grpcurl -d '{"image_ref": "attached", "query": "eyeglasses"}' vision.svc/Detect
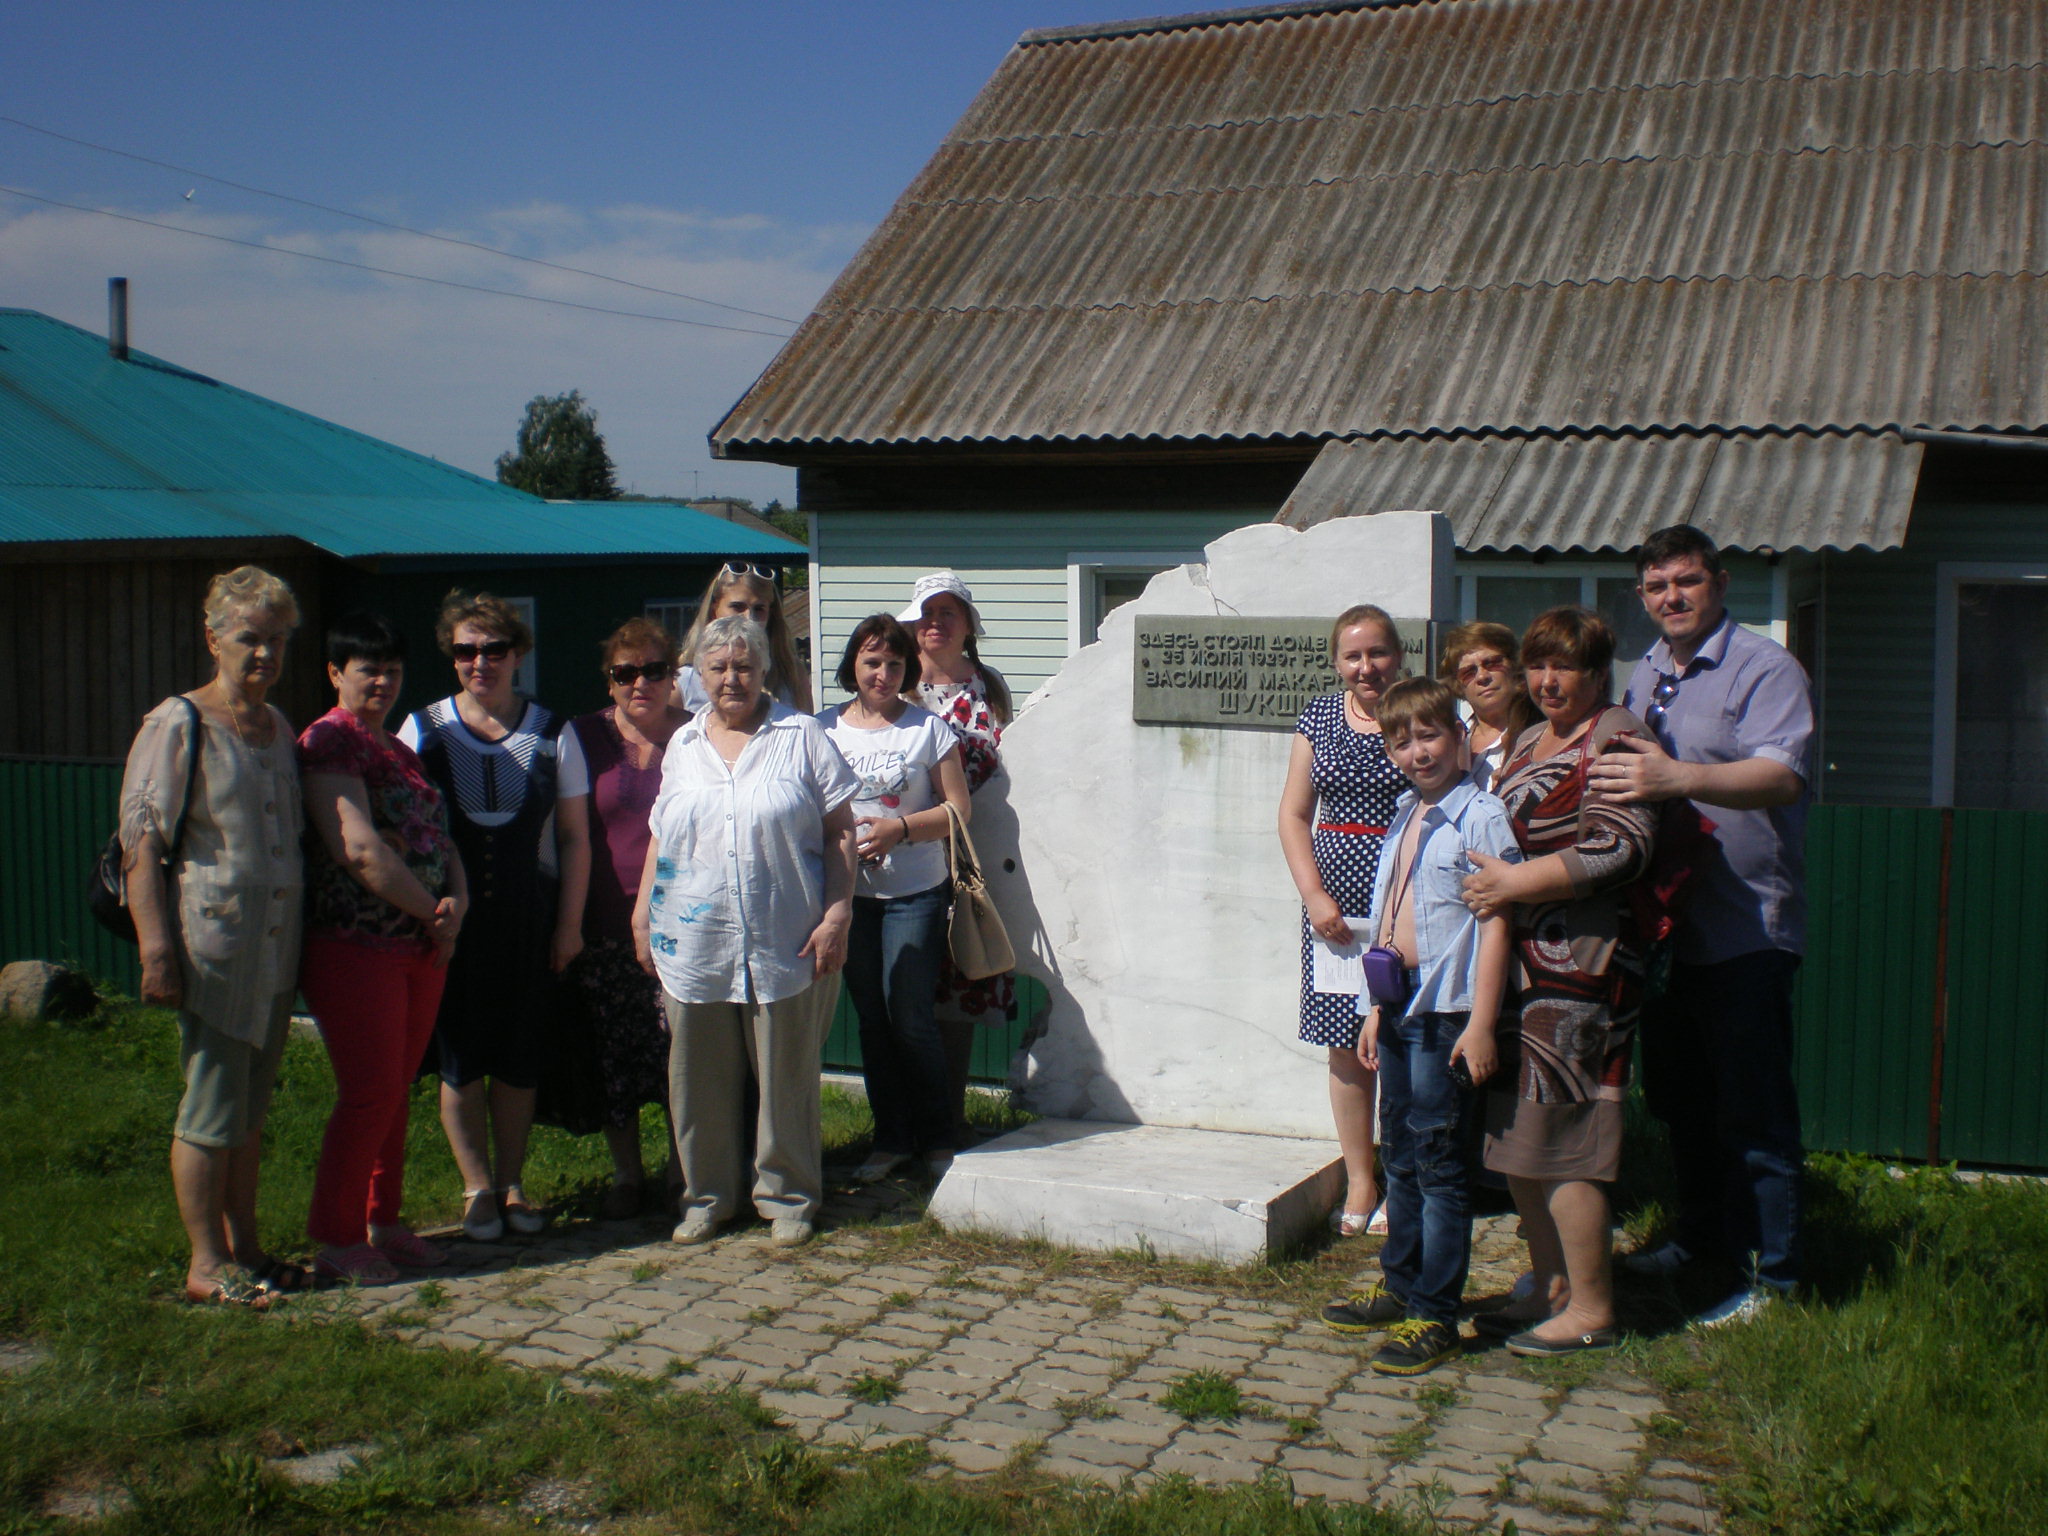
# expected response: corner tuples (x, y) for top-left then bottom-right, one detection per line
(1644, 672), (1681, 729)
(608, 661), (674, 686)
(723, 561), (778, 584)
(1457, 656), (1510, 683)
(451, 640), (514, 663)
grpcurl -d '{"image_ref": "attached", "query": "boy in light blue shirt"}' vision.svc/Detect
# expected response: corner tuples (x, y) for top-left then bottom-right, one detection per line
(1321, 677), (1519, 1374)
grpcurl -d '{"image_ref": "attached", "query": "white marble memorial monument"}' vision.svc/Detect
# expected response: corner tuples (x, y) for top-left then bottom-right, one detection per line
(928, 512), (1457, 1260)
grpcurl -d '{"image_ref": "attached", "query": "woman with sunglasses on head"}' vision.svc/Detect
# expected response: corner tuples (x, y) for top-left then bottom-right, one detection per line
(399, 590), (586, 1243)
(677, 562), (814, 718)
(552, 618), (690, 1216)
(298, 611), (466, 1283)
(897, 572), (1015, 1139)
(1437, 621), (1538, 792)
(817, 614), (971, 1182)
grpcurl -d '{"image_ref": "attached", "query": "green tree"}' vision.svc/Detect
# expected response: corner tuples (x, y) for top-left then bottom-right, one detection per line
(494, 390), (621, 500)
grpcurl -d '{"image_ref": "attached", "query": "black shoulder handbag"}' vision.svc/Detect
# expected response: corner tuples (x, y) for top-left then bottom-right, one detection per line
(87, 697), (203, 943)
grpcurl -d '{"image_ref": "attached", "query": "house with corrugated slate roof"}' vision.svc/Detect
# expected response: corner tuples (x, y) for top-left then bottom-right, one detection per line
(0, 306), (802, 759)
(712, 0), (2048, 810)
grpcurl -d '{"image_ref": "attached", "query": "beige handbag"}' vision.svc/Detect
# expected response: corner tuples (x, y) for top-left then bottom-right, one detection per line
(942, 801), (1015, 980)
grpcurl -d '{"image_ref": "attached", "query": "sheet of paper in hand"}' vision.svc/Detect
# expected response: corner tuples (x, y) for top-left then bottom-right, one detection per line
(1310, 918), (1372, 995)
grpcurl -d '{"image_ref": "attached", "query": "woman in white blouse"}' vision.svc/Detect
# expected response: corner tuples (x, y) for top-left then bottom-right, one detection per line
(633, 615), (858, 1249)
(121, 566), (307, 1308)
(817, 614), (970, 1183)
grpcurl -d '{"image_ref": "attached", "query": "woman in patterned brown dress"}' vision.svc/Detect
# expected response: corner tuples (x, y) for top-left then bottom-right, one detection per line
(1462, 608), (1656, 1356)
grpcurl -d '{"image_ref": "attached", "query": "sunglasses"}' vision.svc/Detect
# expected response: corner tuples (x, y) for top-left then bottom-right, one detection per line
(1644, 672), (1681, 729)
(723, 561), (779, 584)
(451, 640), (514, 663)
(1457, 656), (1510, 683)
(608, 661), (674, 686)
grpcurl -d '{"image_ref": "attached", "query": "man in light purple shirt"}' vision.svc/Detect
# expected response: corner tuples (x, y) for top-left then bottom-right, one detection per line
(1590, 524), (1812, 1329)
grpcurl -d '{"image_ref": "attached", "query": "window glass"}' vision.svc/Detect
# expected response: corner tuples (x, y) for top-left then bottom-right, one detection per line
(1596, 577), (1664, 685)
(1955, 582), (2048, 811)
(1473, 576), (1580, 645)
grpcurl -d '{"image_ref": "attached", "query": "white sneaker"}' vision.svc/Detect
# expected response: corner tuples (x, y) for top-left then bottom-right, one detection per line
(854, 1151), (908, 1184)
(671, 1210), (721, 1246)
(770, 1217), (814, 1248)
(1622, 1240), (1694, 1277)
(1690, 1286), (1780, 1330)
(460, 1189), (503, 1243)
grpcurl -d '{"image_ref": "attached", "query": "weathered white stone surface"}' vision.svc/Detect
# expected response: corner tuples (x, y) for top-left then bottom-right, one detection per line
(972, 512), (1455, 1139)
(927, 1120), (1344, 1262)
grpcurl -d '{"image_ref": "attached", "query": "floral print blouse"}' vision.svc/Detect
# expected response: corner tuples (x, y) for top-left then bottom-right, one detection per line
(298, 706), (453, 950)
(916, 670), (1005, 792)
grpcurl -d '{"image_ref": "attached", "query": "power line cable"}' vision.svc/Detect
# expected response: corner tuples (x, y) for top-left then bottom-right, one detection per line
(0, 184), (798, 337)
(0, 113), (806, 325)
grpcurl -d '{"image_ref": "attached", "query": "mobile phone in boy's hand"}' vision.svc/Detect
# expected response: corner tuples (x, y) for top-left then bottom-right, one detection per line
(1446, 1055), (1476, 1090)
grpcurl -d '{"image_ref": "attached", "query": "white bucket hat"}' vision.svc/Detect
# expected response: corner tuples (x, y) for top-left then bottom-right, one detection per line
(898, 571), (985, 636)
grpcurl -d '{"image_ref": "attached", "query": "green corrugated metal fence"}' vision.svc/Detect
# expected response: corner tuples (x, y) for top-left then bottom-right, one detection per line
(0, 757), (137, 994)
(1, 767), (2042, 1159)
(821, 975), (1045, 1086)
(1791, 805), (2048, 1170)
(1792, 807), (1943, 1161)
(1940, 811), (2048, 1167)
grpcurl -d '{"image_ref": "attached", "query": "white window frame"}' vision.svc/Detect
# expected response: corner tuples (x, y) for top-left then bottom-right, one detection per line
(1457, 561), (1789, 645)
(1932, 561), (2048, 807)
(505, 596), (538, 697)
(1066, 551), (1202, 653)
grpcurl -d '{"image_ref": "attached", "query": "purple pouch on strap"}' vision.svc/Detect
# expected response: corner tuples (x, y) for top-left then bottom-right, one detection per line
(1362, 944), (1409, 1007)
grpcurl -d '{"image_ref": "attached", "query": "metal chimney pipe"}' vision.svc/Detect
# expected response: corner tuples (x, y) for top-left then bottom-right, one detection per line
(108, 277), (129, 360)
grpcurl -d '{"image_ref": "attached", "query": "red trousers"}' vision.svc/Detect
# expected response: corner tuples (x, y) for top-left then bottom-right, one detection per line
(301, 931), (446, 1247)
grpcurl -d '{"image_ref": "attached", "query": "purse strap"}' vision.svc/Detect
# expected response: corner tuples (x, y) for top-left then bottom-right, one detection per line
(165, 695), (204, 862)
(942, 800), (980, 885)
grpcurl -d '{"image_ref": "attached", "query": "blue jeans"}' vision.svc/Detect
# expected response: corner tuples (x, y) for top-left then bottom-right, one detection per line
(844, 882), (952, 1156)
(1378, 1010), (1480, 1329)
(1641, 950), (1804, 1292)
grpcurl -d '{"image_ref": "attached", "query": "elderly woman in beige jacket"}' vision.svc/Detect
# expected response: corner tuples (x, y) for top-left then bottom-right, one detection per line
(121, 566), (307, 1308)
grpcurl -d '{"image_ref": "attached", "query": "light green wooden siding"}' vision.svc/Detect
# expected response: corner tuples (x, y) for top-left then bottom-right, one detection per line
(1821, 500), (2048, 807)
(813, 509), (1275, 701)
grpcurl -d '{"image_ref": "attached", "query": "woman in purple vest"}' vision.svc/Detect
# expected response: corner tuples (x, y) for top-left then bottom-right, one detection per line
(554, 617), (689, 1216)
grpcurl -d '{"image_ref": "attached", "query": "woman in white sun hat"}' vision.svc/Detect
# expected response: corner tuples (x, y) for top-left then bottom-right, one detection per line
(897, 572), (1014, 1143)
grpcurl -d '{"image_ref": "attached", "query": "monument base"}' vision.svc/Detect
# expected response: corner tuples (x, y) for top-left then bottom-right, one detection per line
(927, 1119), (1343, 1263)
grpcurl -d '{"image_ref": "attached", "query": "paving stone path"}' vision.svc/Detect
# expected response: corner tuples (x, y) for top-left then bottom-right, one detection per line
(343, 1189), (1722, 1535)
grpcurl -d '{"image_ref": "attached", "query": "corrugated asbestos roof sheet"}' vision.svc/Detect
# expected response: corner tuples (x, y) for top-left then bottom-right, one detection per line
(713, 0), (2048, 453)
(0, 311), (798, 560)
(1275, 429), (1927, 551)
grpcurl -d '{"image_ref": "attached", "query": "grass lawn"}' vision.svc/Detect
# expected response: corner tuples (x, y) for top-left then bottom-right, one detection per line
(0, 1005), (1425, 1534)
(3, 1001), (2045, 1534)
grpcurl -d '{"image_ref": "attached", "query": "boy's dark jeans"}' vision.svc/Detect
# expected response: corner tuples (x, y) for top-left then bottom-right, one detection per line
(1378, 1009), (1479, 1329)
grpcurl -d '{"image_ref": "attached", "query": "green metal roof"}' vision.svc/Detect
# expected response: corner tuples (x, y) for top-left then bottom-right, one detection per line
(0, 309), (802, 561)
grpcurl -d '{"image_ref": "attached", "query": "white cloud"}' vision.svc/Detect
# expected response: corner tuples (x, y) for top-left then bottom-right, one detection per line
(0, 194), (860, 504)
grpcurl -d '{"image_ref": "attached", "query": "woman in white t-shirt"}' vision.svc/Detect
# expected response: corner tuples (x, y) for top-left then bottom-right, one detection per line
(818, 614), (971, 1183)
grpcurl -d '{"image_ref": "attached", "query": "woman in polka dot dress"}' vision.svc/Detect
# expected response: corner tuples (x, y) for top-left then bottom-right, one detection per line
(1277, 605), (1409, 1236)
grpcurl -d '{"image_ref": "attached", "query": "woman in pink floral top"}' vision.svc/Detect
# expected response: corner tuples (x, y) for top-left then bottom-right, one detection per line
(298, 612), (468, 1284)
(898, 573), (1015, 1137)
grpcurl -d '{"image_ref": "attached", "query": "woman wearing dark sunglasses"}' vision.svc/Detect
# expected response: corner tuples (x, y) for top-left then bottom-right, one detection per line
(399, 589), (583, 1242)
(551, 617), (689, 1215)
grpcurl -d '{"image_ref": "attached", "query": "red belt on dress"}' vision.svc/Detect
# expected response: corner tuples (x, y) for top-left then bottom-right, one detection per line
(1316, 822), (1387, 835)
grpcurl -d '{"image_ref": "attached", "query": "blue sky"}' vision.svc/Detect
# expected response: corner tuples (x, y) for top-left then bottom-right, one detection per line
(3, 1), (1132, 502)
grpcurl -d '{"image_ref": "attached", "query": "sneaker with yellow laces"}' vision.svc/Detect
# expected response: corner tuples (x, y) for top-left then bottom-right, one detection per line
(1371, 1318), (1462, 1375)
(1320, 1283), (1405, 1334)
